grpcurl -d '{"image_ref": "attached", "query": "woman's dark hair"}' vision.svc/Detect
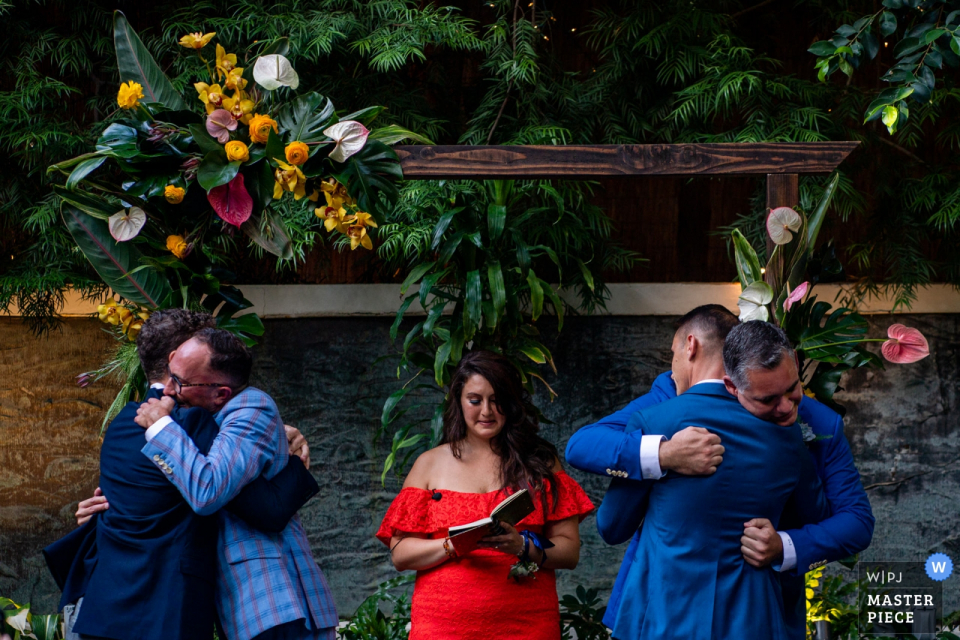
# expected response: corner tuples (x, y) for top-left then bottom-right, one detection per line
(442, 350), (560, 517)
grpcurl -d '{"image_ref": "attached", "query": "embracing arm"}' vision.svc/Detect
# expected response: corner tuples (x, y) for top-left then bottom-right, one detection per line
(140, 393), (282, 515)
(781, 417), (875, 574)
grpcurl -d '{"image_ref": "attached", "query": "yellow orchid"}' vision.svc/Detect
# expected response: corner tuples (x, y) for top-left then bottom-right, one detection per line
(273, 161), (308, 200)
(194, 82), (225, 114)
(222, 93), (254, 124)
(223, 67), (247, 92)
(179, 32), (215, 50)
(122, 311), (151, 342)
(314, 191), (354, 233)
(215, 44), (238, 80)
(346, 211), (378, 250)
(97, 300), (121, 324)
(320, 178), (355, 206)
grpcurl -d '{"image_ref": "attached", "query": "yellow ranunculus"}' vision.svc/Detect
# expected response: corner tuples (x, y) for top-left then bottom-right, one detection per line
(346, 211), (378, 250)
(225, 140), (249, 163)
(179, 32), (215, 50)
(273, 161), (307, 200)
(249, 113), (279, 144)
(123, 311), (151, 342)
(215, 44), (238, 80)
(222, 93), (254, 125)
(285, 141), (310, 166)
(166, 235), (189, 259)
(164, 185), (186, 204)
(117, 81), (144, 109)
(195, 82), (225, 114)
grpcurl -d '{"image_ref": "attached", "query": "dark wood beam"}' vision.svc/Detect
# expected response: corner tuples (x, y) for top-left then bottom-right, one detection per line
(395, 143), (858, 179)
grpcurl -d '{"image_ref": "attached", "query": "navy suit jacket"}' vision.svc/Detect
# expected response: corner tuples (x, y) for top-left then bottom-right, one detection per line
(44, 389), (318, 640)
(597, 383), (830, 639)
(564, 371), (875, 638)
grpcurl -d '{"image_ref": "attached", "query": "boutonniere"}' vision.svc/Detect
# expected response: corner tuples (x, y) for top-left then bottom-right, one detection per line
(798, 418), (833, 446)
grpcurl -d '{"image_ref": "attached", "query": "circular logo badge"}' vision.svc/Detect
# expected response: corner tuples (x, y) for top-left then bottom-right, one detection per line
(925, 553), (953, 581)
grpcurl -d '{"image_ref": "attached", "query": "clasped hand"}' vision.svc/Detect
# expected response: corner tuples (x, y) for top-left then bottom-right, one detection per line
(135, 396), (174, 429)
(477, 521), (524, 557)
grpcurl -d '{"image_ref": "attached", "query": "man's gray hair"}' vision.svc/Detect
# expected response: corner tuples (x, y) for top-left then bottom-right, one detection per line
(722, 321), (794, 389)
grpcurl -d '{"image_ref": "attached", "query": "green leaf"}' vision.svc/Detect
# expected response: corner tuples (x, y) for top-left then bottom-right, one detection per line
(807, 173), (839, 251)
(880, 12), (898, 37)
(400, 261), (436, 295)
(923, 29), (946, 45)
(96, 123), (140, 158)
(52, 185), (115, 220)
(113, 11), (185, 110)
(391, 294), (417, 340)
(487, 204), (507, 241)
(334, 140), (403, 223)
(197, 150), (240, 190)
(487, 260), (506, 317)
(434, 340), (453, 387)
(518, 345), (547, 364)
(431, 208), (461, 250)
(66, 156), (107, 189)
(541, 280), (565, 332)
(188, 123), (224, 156)
(340, 105), (385, 125)
(437, 231), (464, 266)
(882, 105), (899, 133)
(217, 312), (265, 347)
(797, 301), (869, 361)
(277, 92), (335, 144)
(368, 124), (436, 145)
(463, 269), (482, 340)
(731, 229), (763, 287)
(382, 386), (414, 428)
(265, 128), (286, 163)
(575, 258), (595, 292)
(30, 614), (60, 640)
(527, 269), (543, 320)
(808, 41), (837, 56)
(893, 37), (924, 58)
(882, 0), (903, 7)
(243, 161), (275, 218)
(62, 205), (171, 307)
(241, 211), (293, 260)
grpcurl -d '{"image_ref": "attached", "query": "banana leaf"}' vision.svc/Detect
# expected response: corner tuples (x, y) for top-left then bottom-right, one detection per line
(114, 12), (186, 111)
(62, 205), (171, 308)
(731, 229), (763, 288)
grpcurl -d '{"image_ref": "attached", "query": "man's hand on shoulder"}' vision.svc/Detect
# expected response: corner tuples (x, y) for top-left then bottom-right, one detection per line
(741, 518), (783, 568)
(659, 426), (724, 475)
(135, 396), (175, 429)
(285, 424), (310, 469)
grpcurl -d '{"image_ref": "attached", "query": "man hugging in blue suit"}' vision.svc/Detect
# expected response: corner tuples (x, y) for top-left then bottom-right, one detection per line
(566, 306), (875, 639)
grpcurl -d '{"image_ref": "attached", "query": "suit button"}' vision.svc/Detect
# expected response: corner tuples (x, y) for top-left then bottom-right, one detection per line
(605, 468), (612, 475)
(153, 454), (160, 461)
(622, 472), (629, 478)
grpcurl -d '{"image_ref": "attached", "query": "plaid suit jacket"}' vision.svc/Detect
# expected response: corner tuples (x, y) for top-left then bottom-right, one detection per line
(143, 387), (338, 640)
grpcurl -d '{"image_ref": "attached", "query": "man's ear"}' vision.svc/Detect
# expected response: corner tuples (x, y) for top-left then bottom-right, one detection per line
(723, 375), (738, 396)
(686, 334), (699, 360)
(168, 349), (177, 363)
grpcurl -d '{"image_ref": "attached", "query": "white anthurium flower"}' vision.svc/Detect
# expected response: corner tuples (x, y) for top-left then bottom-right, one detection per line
(6, 607), (31, 634)
(323, 120), (370, 163)
(738, 281), (774, 322)
(253, 54), (299, 91)
(766, 206), (802, 245)
(108, 206), (146, 242)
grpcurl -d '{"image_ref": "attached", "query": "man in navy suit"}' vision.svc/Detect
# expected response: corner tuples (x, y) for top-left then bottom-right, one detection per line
(44, 309), (319, 640)
(565, 306), (874, 638)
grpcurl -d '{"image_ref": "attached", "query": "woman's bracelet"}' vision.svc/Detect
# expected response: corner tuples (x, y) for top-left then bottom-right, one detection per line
(442, 536), (458, 559)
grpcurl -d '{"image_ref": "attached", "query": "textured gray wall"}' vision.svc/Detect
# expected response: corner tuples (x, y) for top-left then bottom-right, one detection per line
(2, 315), (958, 616)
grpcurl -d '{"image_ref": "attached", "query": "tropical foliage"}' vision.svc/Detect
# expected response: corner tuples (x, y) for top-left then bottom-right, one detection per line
(0, 598), (61, 640)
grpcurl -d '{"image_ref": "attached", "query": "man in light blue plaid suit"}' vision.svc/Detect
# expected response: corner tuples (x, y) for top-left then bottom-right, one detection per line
(134, 327), (338, 640)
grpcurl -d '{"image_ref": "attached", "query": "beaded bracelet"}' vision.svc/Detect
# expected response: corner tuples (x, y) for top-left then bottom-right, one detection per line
(442, 537), (457, 559)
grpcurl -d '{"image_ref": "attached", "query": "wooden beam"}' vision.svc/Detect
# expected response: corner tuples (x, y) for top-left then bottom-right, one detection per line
(395, 143), (858, 179)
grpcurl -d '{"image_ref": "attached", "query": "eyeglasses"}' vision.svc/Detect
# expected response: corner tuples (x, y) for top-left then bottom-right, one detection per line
(166, 364), (231, 394)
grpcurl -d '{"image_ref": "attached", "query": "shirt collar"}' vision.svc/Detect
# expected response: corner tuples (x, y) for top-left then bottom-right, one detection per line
(150, 383), (164, 389)
(691, 378), (725, 386)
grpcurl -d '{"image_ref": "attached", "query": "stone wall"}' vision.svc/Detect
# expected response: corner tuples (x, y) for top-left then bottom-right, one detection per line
(1, 314), (957, 615)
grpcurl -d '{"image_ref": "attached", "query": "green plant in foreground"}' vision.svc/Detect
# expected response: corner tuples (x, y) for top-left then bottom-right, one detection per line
(0, 598), (62, 640)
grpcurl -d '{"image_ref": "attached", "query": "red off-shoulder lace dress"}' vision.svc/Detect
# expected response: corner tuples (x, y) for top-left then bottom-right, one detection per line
(376, 470), (594, 640)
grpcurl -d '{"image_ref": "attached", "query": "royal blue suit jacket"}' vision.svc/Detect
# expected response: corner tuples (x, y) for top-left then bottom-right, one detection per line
(44, 389), (319, 640)
(564, 371), (875, 637)
(596, 383), (830, 639)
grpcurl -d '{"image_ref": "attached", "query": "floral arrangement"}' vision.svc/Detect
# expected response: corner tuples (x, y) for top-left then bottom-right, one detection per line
(731, 174), (929, 413)
(52, 12), (426, 423)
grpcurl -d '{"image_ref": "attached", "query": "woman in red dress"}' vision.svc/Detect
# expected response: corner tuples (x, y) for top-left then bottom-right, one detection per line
(376, 350), (594, 640)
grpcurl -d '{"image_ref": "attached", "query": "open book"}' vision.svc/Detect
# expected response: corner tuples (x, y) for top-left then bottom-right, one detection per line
(447, 489), (535, 555)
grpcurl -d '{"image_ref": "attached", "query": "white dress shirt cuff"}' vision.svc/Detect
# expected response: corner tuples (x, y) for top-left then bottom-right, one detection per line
(775, 531), (797, 572)
(639, 435), (667, 480)
(150, 383), (164, 390)
(145, 415), (174, 442)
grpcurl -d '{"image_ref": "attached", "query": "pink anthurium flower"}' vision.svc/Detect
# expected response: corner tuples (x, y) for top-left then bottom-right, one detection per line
(766, 206), (802, 245)
(107, 207), (146, 241)
(206, 108), (237, 144)
(207, 173), (253, 227)
(323, 120), (369, 163)
(783, 281), (809, 312)
(881, 324), (930, 364)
